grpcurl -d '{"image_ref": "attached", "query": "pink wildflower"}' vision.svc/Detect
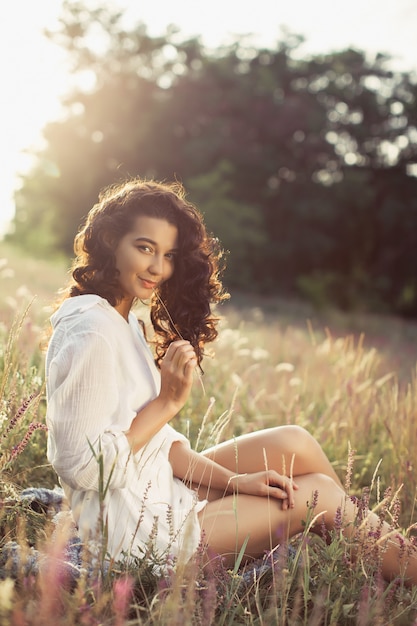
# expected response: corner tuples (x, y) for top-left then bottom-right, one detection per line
(10, 422), (47, 460)
(113, 576), (134, 626)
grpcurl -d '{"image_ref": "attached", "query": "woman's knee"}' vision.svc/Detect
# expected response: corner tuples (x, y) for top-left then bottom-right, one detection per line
(296, 472), (345, 519)
(270, 424), (315, 458)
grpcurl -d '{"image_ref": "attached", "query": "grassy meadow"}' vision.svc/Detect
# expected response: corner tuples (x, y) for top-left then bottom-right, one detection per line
(1, 240), (417, 624)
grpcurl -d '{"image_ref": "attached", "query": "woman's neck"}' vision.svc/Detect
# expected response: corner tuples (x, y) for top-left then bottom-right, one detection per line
(114, 298), (133, 322)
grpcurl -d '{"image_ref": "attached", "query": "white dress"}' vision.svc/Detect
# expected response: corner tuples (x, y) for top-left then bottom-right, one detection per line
(46, 294), (205, 563)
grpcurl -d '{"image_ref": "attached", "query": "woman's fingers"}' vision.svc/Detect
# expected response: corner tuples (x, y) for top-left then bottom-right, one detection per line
(166, 340), (195, 360)
(266, 471), (298, 509)
(236, 471), (298, 510)
(164, 340), (197, 372)
(159, 342), (197, 409)
(161, 340), (197, 397)
(164, 339), (190, 360)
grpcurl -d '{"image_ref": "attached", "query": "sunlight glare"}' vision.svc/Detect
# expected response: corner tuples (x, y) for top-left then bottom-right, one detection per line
(0, 0), (415, 237)
(0, 1), (67, 234)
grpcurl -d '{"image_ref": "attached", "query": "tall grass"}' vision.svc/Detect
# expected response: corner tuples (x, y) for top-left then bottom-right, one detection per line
(1, 245), (417, 624)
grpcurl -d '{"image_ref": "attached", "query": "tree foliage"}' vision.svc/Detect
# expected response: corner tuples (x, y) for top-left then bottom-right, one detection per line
(11, 0), (417, 314)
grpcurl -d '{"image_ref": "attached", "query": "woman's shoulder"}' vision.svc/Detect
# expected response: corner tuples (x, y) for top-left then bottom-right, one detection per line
(51, 295), (121, 336)
(47, 296), (127, 366)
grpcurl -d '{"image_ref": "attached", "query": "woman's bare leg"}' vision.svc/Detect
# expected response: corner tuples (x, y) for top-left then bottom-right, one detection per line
(198, 472), (417, 584)
(199, 425), (343, 501)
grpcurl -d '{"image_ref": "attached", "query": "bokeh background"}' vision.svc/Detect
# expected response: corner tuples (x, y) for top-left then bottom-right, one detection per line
(1, 0), (417, 315)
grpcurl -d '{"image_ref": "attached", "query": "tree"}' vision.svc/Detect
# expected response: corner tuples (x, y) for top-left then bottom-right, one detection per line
(10, 0), (417, 314)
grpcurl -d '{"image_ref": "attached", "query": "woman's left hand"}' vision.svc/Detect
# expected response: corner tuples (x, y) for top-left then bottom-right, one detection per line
(228, 471), (299, 510)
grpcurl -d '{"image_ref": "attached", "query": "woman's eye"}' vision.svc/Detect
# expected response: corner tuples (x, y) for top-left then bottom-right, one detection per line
(137, 245), (152, 253)
(165, 253), (176, 260)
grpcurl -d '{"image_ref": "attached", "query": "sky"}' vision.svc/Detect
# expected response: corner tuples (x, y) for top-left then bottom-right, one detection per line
(1, 0), (416, 236)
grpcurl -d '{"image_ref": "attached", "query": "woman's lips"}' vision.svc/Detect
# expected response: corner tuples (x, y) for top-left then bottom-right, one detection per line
(140, 278), (157, 289)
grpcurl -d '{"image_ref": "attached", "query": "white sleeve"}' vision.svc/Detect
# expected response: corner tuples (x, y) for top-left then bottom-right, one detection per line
(46, 330), (133, 491)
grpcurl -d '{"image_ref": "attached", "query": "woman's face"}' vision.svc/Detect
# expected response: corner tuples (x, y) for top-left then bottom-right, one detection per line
(113, 215), (178, 317)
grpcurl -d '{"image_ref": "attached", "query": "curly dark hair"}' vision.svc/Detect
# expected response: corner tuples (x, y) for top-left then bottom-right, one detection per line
(68, 178), (228, 367)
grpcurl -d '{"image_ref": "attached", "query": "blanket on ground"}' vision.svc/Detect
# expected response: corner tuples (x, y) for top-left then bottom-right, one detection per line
(0, 487), (85, 581)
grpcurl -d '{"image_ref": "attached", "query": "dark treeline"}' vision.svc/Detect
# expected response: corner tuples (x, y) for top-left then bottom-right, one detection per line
(10, 1), (417, 315)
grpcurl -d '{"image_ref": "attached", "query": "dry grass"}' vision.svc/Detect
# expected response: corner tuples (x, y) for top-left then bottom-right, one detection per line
(1, 243), (417, 624)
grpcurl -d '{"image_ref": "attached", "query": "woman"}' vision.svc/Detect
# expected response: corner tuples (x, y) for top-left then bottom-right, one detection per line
(46, 178), (417, 583)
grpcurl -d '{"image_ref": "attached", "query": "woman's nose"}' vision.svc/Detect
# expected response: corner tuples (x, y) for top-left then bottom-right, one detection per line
(149, 255), (163, 275)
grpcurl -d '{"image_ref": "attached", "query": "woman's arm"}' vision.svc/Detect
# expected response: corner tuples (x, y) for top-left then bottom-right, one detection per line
(125, 339), (197, 453)
(169, 440), (235, 492)
(47, 330), (133, 491)
(169, 441), (298, 508)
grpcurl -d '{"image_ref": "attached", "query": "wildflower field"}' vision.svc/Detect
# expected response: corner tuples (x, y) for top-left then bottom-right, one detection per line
(1, 241), (417, 625)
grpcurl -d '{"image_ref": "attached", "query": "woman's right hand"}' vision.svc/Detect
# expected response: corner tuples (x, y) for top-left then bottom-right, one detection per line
(158, 340), (197, 411)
